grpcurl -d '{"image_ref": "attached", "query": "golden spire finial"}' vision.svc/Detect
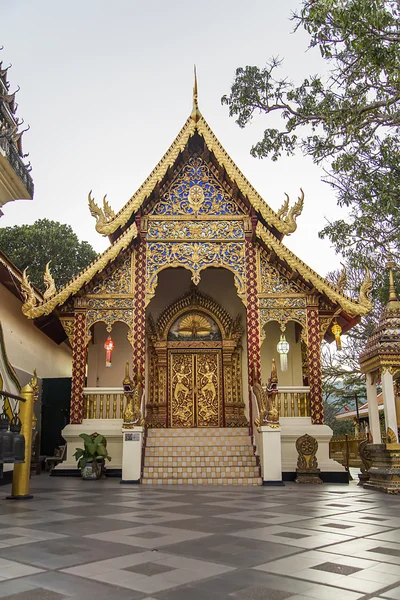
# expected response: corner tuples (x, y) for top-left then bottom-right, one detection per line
(386, 252), (399, 303)
(191, 65), (201, 122)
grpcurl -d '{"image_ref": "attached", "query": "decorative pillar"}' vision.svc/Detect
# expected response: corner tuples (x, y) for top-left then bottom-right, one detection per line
(132, 242), (147, 379)
(366, 372), (382, 443)
(245, 239), (261, 386)
(381, 369), (399, 442)
(70, 310), (87, 424)
(307, 297), (324, 424)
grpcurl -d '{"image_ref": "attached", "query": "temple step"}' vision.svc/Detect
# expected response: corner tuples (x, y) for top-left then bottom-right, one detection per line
(142, 427), (261, 486)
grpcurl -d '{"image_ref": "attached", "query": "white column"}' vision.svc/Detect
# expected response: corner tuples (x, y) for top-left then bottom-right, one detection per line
(381, 370), (399, 442)
(259, 426), (283, 484)
(121, 426), (144, 483)
(366, 372), (382, 444)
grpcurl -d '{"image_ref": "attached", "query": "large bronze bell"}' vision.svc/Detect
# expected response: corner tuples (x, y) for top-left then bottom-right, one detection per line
(0, 410), (14, 463)
(11, 415), (25, 464)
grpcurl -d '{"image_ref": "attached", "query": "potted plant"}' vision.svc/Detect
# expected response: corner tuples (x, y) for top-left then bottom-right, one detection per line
(73, 432), (111, 480)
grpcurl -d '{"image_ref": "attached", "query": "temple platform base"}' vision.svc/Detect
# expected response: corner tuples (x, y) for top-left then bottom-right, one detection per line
(280, 418), (347, 483)
(53, 419), (124, 473)
(364, 443), (400, 494)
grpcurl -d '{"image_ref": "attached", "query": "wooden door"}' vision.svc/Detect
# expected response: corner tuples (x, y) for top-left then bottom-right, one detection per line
(169, 350), (221, 427)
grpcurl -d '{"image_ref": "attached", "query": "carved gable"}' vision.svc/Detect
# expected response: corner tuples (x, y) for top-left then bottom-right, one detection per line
(258, 248), (305, 295)
(87, 254), (133, 296)
(146, 156), (245, 218)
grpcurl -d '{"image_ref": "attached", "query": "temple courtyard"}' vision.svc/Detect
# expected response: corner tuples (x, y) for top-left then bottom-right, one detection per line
(0, 478), (398, 599)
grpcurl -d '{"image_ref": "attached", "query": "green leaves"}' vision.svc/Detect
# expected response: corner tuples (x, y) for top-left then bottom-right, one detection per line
(223, 0), (400, 264)
(0, 219), (98, 292)
(74, 433), (112, 471)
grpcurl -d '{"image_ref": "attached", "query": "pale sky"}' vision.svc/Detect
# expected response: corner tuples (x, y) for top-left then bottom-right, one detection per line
(1, 0), (343, 277)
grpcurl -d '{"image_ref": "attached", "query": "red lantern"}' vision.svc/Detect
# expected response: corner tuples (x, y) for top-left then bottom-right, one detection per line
(104, 335), (114, 367)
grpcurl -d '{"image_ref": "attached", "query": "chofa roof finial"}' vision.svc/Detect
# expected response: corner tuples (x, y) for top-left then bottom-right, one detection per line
(386, 252), (399, 304)
(191, 65), (201, 122)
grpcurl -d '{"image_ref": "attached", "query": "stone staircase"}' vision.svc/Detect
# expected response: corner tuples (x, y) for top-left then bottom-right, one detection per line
(142, 427), (262, 485)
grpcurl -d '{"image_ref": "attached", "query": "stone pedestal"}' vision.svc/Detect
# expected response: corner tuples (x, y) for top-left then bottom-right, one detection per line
(54, 419), (123, 472)
(259, 425), (283, 486)
(364, 443), (400, 494)
(121, 426), (144, 484)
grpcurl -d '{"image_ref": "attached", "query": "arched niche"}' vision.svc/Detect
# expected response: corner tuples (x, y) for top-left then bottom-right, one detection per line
(260, 320), (305, 386)
(87, 321), (131, 388)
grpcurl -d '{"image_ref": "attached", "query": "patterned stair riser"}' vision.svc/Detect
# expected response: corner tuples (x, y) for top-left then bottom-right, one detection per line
(142, 427), (261, 486)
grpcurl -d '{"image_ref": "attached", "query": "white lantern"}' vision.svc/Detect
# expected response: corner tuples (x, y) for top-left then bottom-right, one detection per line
(277, 334), (290, 371)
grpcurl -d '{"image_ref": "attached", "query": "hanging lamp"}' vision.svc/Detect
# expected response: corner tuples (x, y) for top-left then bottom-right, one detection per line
(104, 335), (115, 367)
(277, 333), (290, 371)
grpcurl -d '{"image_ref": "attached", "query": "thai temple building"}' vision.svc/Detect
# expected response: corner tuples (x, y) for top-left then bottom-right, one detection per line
(20, 78), (373, 484)
(0, 54), (34, 215)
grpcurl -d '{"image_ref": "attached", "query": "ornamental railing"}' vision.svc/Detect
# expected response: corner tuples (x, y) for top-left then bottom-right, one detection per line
(83, 387), (125, 419)
(329, 433), (368, 469)
(0, 136), (34, 197)
(271, 386), (311, 418)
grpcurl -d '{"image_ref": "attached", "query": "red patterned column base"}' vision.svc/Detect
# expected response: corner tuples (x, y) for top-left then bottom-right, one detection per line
(132, 242), (146, 379)
(245, 239), (261, 387)
(70, 312), (87, 424)
(307, 306), (324, 424)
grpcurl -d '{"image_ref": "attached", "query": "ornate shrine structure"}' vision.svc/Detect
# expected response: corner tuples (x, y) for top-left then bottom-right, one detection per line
(21, 77), (372, 482)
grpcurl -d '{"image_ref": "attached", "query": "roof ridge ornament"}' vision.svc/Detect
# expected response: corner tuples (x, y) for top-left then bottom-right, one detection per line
(191, 65), (201, 122)
(385, 252), (400, 309)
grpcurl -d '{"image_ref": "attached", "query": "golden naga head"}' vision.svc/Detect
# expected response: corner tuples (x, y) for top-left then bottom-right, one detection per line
(21, 268), (37, 317)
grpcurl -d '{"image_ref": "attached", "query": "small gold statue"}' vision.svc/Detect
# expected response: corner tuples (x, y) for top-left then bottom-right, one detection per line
(253, 359), (279, 428)
(122, 362), (144, 428)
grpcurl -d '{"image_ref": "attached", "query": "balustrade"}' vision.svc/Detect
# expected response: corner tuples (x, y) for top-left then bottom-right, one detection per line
(83, 388), (125, 419)
(262, 386), (310, 418)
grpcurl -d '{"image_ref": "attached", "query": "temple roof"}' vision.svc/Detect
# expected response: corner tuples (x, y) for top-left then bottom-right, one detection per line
(88, 107), (304, 239)
(360, 263), (400, 373)
(20, 81), (372, 322)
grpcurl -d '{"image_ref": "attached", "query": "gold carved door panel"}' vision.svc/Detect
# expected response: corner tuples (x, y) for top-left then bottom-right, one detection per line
(169, 352), (195, 427)
(169, 350), (221, 427)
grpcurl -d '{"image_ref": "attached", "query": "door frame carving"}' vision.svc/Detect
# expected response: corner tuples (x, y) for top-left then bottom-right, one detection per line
(146, 287), (248, 428)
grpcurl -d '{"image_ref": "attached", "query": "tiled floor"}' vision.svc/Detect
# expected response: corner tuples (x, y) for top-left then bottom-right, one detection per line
(0, 476), (399, 599)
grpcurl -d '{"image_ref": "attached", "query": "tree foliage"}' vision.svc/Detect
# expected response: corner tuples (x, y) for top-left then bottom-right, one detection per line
(222, 0), (400, 263)
(0, 219), (98, 292)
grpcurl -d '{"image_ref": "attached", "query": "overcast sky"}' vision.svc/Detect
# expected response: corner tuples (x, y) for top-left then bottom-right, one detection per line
(1, 0), (344, 277)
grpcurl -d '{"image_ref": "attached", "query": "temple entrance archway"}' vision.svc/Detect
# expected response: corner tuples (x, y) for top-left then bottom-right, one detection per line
(145, 267), (248, 428)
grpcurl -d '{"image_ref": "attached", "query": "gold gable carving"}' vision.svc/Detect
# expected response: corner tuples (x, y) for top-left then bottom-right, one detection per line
(147, 156), (245, 218)
(258, 247), (305, 295)
(88, 254), (133, 296)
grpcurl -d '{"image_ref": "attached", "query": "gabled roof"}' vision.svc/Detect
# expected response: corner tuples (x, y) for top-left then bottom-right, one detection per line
(20, 222), (138, 319)
(256, 223), (372, 317)
(88, 101), (304, 238)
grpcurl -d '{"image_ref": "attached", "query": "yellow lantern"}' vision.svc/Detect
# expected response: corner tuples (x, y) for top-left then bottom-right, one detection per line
(331, 321), (342, 351)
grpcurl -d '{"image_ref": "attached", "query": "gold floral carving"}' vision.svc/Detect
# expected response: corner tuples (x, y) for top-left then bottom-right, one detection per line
(319, 315), (335, 341)
(259, 296), (307, 341)
(21, 222), (138, 319)
(256, 223), (372, 316)
(258, 248), (305, 294)
(60, 318), (75, 347)
(387, 427), (398, 444)
(89, 113), (303, 236)
(146, 241), (246, 305)
(147, 219), (245, 241)
(89, 254), (132, 295)
(155, 287), (238, 340)
(86, 309), (133, 336)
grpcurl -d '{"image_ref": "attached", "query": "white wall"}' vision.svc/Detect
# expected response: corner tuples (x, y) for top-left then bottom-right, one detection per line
(87, 321), (132, 387)
(0, 284), (71, 379)
(260, 321), (303, 386)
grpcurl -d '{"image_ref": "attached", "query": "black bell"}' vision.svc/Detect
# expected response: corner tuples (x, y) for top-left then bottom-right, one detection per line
(0, 410), (11, 464)
(2, 433), (14, 463)
(11, 415), (25, 464)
